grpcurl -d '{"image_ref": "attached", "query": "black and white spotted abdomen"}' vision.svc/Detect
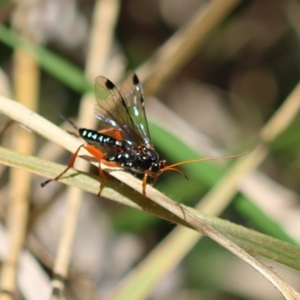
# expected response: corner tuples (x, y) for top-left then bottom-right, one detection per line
(79, 128), (124, 149)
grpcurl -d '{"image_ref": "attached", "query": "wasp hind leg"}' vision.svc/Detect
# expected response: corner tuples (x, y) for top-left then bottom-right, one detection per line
(95, 159), (120, 197)
(98, 127), (122, 141)
(41, 144), (86, 187)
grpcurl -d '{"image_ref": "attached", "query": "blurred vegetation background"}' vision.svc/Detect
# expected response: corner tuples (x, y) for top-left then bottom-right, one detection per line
(0, 0), (300, 299)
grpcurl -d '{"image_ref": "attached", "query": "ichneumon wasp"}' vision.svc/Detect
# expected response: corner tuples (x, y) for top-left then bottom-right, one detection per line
(41, 71), (249, 197)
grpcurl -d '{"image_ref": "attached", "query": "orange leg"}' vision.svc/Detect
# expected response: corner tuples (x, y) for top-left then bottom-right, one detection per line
(80, 144), (120, 197)
(142, 173), (149, 198)
(142, 172), (161, 198)
(41, 142), (122, 198)
(97, 157), (120, 178)
(152, 175), (160, 187)
(95, 159), (120, 197)
(41, 144), (87, 187)
(84, 143), (119, 176)
(41, 144), (113, 187)
(98, 127), (122, 141)
(84, 144), (120, 197)
(97, 128), (123, 152)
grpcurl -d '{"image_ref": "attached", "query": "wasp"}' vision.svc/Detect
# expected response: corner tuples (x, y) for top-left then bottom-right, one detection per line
(42, 72), (247, 197)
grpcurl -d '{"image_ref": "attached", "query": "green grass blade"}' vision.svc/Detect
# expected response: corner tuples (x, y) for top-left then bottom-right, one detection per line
(0, 24), (92, 93)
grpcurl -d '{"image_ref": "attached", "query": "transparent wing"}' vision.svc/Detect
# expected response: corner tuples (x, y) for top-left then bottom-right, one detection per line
(94, 73), (152, 147)
(119, 71), (151, 146)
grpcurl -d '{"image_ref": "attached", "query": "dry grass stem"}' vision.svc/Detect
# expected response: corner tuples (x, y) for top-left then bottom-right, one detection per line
(138, 0), (241, 95)
(0, 49), (39, 300)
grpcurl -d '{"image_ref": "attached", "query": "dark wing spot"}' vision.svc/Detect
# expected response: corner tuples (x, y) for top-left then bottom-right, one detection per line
(133, 74), (139, 85)
(105, 79), (115, 90)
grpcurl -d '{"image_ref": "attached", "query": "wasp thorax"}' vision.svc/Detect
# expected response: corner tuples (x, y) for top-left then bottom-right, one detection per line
(141, 146), (158, 162)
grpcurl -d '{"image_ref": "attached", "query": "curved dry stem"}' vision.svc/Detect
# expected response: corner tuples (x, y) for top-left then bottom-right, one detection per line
(1, 145), (300, 271)
(184, 208), (300, 300)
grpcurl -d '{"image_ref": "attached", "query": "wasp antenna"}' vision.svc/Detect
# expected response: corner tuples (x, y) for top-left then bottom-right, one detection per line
(59, 114), (78, 130)
(161, 166), (189, 179)
(166, 148), (254, 169)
